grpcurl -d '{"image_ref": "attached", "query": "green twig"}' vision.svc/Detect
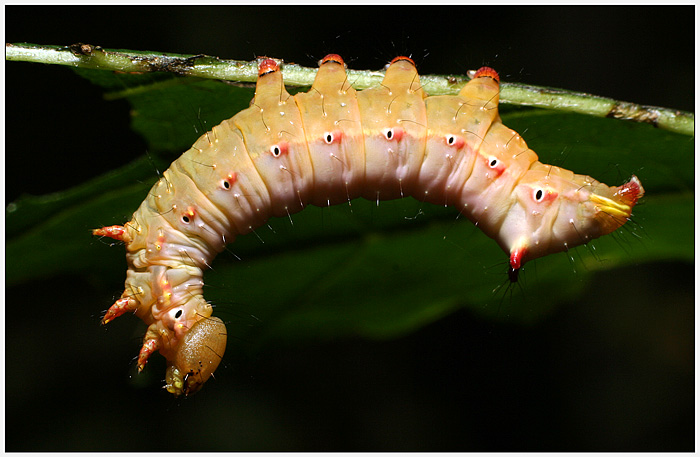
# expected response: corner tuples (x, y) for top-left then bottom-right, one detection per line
(7, 42), (693, 136)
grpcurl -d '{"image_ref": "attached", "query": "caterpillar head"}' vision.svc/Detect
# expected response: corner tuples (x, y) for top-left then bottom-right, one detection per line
(500, 170), (644, 281)
(164, 316), (227, 397)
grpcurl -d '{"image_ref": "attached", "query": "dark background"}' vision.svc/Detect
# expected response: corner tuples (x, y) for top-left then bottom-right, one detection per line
(5, 6), (694, 451)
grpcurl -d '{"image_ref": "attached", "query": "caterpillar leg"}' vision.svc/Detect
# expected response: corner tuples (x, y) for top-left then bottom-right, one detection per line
(101, 297), (137, 324)
(93, 225), (131, 242)
(137, 336), (160, 372)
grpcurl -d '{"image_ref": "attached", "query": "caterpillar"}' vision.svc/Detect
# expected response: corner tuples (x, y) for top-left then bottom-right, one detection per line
(94, 54), (643, 396)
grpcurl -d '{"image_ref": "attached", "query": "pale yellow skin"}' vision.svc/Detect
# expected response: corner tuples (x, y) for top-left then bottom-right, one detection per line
(96, 55), (643, 396)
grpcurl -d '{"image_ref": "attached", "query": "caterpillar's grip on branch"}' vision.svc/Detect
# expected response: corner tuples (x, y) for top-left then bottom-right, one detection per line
(94, 54), (643, 396)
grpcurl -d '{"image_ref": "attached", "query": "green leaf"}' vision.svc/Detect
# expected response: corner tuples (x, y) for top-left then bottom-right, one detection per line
(6, 55), (694, 351)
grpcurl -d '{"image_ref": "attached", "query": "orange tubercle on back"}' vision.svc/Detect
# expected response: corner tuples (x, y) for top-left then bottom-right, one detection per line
(390, 56), (415, 66)
(258, 58), (280, 76)
(474, 66), (500, 82)
(321, 54), (345, 66)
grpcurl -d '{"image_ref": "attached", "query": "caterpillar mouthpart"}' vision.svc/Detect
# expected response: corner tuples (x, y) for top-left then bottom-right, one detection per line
(164, 316), (227, 397)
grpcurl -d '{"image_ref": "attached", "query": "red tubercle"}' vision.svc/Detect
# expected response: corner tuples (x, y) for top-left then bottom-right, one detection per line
(321, 54), (345, 66)
(258, 58), (280, 76)
(509, 245), (528, 270)
(390, 56), (415, 66)
(474, 66), (500, 82)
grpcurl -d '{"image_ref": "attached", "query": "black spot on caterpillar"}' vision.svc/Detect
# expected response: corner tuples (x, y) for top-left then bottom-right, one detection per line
(93, 54), (643, 396)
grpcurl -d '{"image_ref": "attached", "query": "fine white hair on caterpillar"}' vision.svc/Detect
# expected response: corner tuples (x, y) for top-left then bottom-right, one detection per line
(94, 54), (643, 396)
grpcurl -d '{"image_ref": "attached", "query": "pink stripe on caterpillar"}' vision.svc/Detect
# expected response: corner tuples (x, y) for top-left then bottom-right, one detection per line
(95, 54), (644, 396)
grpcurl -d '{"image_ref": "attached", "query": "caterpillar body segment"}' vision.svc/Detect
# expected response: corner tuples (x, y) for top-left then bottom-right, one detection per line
(234, 59), (316, 218)
(295, 55), (365, 206)
(95, 54), (643, 396)
(355, 57), (428, 201)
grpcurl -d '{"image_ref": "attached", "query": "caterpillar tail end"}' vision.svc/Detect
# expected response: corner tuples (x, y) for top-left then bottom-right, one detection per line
(590, 175), (645, 235)
(505, 175), (645, 282)
(613, 175), (644, 208)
